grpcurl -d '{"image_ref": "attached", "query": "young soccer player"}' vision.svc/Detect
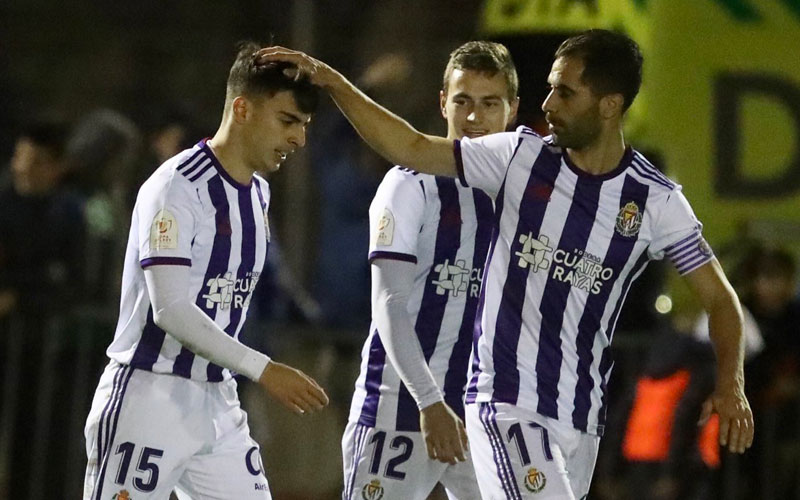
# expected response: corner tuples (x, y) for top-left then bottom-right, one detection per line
(83, 42), (329, 500)
(343, 41), (518, 500)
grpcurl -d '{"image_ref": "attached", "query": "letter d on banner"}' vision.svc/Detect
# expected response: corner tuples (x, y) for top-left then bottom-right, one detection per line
(715, 73), (800, 198)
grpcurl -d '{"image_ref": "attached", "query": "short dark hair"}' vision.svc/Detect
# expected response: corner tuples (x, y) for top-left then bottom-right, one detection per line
(555, 29), (643, 112)
(226, 41), (319, 114)
(18, 119), (69, 159)
(443, 41), (519, 101)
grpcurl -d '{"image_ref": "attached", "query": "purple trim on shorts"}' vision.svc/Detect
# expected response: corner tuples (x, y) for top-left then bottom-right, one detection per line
(94, 366), (134, 500)
(479, 403), (522, 499)
(343, 424), (369, 500)
(140, 257), (192, 268)
(368, 251), (417, 264)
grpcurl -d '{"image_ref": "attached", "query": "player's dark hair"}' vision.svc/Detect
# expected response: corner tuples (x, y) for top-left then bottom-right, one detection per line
(226, 41), (319, 114)
(555, 29), (643, 112)
(18, 119), (69, 159)
(443, 41), (519, 101)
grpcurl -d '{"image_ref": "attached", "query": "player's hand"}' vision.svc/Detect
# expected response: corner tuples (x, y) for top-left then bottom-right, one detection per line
(699, 387), (754, 454)
(258, 361), (329, 415)
(419, 401), (469, 465)
(254, 46), (339, 89)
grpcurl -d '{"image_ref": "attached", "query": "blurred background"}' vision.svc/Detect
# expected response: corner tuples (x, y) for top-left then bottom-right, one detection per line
(1, 0), (799, 498)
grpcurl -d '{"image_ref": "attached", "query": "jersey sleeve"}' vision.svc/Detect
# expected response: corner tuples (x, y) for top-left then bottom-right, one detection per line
(136, 170), (199, 268)
(368, 168), (427, 264)
(648, 187), (715, 275)
(454, 126), (524, 198)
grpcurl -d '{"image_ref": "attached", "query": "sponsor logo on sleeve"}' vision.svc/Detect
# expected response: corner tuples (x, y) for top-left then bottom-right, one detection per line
(150, 209), (178, 250)
(375, 208), (395, 246)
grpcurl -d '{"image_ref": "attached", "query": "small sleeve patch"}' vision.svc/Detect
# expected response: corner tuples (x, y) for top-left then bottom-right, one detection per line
(375, 208), (395, 246)
(150, 209), (178, 250)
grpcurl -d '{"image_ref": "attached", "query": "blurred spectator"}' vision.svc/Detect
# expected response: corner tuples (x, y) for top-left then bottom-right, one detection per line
(0, 119), (87, 498)
(735, 245), (800, 498)
(0, 119), (85, 318)
(65, 108), (142, 306)
(622, 329), (721, 500)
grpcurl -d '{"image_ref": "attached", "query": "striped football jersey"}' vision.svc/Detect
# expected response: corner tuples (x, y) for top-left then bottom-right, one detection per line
(106, 140), (270, 382)
(459, 126), (714, 435)
(349, 167), (493, 431)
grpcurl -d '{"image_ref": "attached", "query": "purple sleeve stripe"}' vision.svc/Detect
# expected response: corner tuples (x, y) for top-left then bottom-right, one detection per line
(663, 232), (699, 253)
(672, 248), (707, 267)
(677, 254), (713, 275)
(368, 251), (417, 264)
(454, 140), (469, 188)
(665, 235), (701, 257)
(140, 257), (192, 268)
(668, 241), (702, 261)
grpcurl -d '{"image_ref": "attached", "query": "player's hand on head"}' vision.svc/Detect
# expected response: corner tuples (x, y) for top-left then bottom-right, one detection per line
(258, 361), (329, 415)
(699, 388), (754, 454)
(419, 401), (469, 465)
(254, 46), (336, 88)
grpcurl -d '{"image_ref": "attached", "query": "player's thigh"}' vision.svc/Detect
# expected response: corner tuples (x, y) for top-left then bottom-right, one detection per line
(84, 364), (199, 499)
(176, 407), (271, 499)
(465, 402), (574, 500)
(341, 421), (445, 500)
(439, 454), (482, 500)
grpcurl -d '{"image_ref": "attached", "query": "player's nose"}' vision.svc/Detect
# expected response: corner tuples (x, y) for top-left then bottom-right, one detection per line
(289, 129), (306, 149)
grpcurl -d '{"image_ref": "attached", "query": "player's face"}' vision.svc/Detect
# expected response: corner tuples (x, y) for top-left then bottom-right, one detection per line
(441, 68), (518, 140)
(10, 138), (62, 195)
(245, 90), (311, 173)
(541, 56), (603, 150)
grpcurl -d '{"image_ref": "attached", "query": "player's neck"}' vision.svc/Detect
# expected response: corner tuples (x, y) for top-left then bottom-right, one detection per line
(207, 131), (255, 185)
(565, 129), (626, 176)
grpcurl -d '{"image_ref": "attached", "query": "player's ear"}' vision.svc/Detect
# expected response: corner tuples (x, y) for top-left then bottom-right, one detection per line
(600, 93), (623, 120)
(440, 90), (448, 119)
(232, 96), (250, 123)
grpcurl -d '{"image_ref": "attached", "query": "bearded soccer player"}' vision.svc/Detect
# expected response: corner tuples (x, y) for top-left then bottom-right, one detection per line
(83, 42), (329, 500)
(342, 41), (518, 500)
(260, 28), (753, 499)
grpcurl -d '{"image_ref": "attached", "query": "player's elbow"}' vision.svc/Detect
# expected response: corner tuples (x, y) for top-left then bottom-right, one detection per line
(151, 300), (185, 334)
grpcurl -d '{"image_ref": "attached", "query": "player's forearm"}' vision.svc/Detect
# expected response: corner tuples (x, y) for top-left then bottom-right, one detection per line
(372, 261), (444, 409)
(145, 266), (270, 381)
(706, 289), (746, 394)
(323, 71), (456, 177)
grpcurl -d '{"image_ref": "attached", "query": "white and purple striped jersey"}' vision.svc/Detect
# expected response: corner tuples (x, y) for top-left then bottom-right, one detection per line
(459, 126), (714, 436)
(105, 140), (270, 382)
(349, 167), (494, 431)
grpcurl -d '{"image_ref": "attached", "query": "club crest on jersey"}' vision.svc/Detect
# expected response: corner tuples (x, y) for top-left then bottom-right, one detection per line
(150, 209), (178, 250)
(375, 208), (395, 246)
(615, 201), (642, 237)
(112, 490), (132, 500)
(361, 479), (385, 500)
(524, 467), (547, 493)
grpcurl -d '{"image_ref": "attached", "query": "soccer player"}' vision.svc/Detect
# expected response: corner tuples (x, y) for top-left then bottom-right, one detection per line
(83, 42), (329, 500)
(260, 29), (754, 499)
(342, 42), (518, 500)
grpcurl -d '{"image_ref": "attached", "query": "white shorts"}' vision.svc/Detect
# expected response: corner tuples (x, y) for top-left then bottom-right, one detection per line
(83, 361), (271, 500)
(464, 402), (600, 500)
(341, 420), (481, 500)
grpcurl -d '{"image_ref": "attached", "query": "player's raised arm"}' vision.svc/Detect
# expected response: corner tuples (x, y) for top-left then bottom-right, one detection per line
(683, 259), (754, 454)
(256, 46), (457, 177)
